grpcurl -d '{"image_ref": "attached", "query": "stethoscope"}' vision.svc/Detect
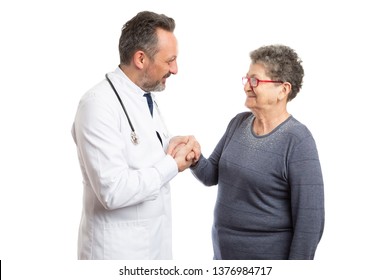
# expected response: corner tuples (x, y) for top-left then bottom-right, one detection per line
(105, 74), (139, 145)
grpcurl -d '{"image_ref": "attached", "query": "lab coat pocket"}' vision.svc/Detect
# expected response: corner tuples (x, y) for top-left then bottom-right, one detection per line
(103, 220), (150, 260)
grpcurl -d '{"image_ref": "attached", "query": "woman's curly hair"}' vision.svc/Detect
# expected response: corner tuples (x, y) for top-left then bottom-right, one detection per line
(250, 45), (304, 101)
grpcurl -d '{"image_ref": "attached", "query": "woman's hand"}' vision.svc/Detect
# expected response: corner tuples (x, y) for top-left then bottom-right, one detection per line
(167, 135), (201, 171)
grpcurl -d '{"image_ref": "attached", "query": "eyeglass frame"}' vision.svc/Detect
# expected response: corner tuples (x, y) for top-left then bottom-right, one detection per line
(242, 76), (284, 88)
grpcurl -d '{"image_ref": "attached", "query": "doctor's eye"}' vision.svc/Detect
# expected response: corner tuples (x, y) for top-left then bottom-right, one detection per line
(167, 57), (177, 64)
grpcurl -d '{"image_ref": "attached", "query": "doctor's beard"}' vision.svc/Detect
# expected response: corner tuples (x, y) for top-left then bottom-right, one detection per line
(140, 71), (171, 92)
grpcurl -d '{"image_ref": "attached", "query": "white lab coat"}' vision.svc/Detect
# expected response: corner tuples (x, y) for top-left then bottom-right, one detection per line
(72, 67), (178, 260)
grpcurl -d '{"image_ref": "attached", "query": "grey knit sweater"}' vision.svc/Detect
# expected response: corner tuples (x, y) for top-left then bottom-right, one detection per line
(191, 112), (324, 260)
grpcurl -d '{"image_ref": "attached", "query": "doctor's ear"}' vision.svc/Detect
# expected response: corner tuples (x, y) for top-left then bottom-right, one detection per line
(133, 51), (147, 69)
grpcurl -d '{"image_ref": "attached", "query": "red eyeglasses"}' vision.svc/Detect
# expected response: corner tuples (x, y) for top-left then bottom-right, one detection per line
(242, 77), (283, 88)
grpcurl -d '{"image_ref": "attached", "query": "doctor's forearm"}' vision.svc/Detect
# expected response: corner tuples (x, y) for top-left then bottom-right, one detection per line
(89, 155), (178, 210)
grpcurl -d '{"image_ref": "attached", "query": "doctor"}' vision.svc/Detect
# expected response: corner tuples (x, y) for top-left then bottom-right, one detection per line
(72, 11), (199, 260)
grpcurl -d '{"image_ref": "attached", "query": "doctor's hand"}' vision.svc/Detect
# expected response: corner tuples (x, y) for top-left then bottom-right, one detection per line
(167, 135), (201, 171)
(167, 135), (201, 161)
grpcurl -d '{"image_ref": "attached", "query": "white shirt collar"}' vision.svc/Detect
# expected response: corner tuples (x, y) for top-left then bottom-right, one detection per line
(113, 66), (153, 98)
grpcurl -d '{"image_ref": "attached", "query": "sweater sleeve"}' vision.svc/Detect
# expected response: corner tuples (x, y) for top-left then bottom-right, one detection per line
(190, 136), (225, 186)
(191, 113), (249, 186)
(288, 135), (325, 259)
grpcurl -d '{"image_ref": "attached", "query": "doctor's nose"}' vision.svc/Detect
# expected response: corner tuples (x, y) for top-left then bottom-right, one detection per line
(169, 60), (178, 75)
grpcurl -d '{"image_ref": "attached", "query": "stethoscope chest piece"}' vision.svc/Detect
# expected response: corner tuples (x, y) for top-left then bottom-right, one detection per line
(131, 131), (139, 145)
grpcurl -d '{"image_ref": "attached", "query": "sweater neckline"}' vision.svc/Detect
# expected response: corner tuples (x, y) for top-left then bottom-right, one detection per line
(249, 114), (293, 138)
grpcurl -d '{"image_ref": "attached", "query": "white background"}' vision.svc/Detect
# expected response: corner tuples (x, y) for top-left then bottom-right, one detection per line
(1, 0), (389, 279)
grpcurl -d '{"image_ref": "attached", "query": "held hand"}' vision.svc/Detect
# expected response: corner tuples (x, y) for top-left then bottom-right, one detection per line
(167, 135), (200, 160)
(167, 136), (190, 156)
(167, 135), (201, 172)
(182, 136), (201, 162)
(173, 144), (195, 172)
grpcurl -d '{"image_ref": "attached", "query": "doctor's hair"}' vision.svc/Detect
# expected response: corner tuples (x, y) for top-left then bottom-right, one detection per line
(250, 44), (304, 102)
(119, 11), (176, 65)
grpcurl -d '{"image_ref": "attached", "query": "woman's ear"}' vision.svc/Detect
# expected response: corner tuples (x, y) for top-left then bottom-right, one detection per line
(278, 82), (292, 101)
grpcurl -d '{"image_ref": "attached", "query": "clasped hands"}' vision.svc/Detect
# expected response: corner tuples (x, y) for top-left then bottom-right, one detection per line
(167, 136), (201, 172)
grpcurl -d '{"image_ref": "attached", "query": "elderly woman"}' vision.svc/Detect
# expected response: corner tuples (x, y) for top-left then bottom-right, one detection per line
(190, 45), (324, 260)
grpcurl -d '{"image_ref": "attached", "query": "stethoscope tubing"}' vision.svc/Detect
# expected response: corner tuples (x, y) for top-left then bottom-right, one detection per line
(105, 73), (139, 144)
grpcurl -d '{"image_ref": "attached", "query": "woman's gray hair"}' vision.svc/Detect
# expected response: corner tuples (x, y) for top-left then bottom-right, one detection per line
(119, 11), (175, 65)
(250, 45), (304, 101)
